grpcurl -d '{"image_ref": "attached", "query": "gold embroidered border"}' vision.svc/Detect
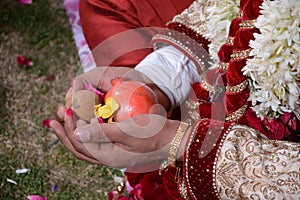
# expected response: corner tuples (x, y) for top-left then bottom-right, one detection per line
(185, 120), (202, 200)
(226, 80), (248, 93)
(231, 48), (252, 60)
(239, 19), (256, 29)
(212, 123), (236, 199)
(152, 33), (209, 73)
(225, 103), (248, 122)
(171, 0), (214, 35)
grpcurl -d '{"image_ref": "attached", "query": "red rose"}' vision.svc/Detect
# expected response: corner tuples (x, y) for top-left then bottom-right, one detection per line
(246, 109), (292, 140)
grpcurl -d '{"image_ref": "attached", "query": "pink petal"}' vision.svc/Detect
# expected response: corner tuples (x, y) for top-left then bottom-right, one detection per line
(85, 83), (105, 102)
(27, 195), (48, 200)
(97, 117), (105, 124)
(17, 0), (33, 5)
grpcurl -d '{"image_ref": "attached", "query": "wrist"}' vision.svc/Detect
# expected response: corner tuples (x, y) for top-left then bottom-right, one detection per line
(147, 83), (170, 111)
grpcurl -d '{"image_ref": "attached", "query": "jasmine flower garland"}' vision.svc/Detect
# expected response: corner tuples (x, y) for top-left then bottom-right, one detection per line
(204, 0), (240, 63)
(243, 0), (300, 119)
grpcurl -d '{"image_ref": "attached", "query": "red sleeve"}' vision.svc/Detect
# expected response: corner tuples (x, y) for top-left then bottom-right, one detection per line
(182, 119), (233, 199)
(79, 0), (193, 67)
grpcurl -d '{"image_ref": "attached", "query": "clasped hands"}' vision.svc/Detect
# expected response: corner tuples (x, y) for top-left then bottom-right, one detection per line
(50, 67), (182, 171)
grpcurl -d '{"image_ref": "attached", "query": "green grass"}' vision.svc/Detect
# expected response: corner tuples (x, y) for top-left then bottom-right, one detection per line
(0, 0), (121, 199)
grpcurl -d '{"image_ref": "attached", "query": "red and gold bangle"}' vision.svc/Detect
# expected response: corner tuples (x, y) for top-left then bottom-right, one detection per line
(168, 122), (190, 167)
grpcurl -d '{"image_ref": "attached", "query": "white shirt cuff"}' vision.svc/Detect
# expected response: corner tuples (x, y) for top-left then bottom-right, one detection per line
(135, 45), (200, 107)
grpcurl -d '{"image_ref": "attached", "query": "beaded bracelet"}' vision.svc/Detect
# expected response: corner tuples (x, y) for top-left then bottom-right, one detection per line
(168, 122), (190, 167)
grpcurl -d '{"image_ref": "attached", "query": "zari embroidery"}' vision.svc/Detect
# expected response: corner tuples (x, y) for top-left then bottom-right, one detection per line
(226, 80), (248, 93)
(215, 125), (300, 199)
(225, 103), (248, 122)
(171, 0), (214, 36)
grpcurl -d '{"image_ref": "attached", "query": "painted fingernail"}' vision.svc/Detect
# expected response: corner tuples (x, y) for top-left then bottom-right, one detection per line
(66, 108), (74, 117)
(42, 118), (52, 128)
(76, 129), (91, 142)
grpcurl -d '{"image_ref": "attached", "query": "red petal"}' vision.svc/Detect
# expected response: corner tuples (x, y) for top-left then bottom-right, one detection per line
(42, 118), (52, 128)
(17, 55), (33, 67)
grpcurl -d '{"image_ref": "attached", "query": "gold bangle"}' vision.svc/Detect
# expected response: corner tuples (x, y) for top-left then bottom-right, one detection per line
(168, 122), (190, 167)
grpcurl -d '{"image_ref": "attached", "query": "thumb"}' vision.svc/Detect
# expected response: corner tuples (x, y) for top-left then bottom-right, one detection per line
(75, 118), (120, 143)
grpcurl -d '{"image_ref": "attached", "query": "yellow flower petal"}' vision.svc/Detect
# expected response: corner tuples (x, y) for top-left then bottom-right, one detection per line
(105, 97), (119, 113)
(98, 105), (113, 119)
(94, 103), (103, 118)
(94, 97), (119, 119)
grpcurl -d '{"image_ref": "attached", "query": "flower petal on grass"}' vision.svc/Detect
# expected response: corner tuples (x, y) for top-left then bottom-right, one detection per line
(6, 178), (17, 185)
(17, 55), (33, 67)
(16, 168), (29, 174)
(53, 184), (58, 192)
(17, 0), (33, 5)
(27, 195), (48, 200)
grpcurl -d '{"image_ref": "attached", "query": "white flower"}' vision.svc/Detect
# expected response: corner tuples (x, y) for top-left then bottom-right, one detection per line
(243, 0), (300, 119)
(204, 0), (240, 62)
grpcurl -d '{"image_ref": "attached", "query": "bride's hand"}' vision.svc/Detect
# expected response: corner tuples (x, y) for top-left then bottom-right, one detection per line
(50, 111), (180, 170)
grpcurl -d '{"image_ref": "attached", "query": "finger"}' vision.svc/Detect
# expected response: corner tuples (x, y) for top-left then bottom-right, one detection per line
(76, 119), (88, 127)
(65, 86), (73, 106)
(72, 70), (98, 92)
(63, 108), (96, 159)
(49, 119), (101, 165)
(74, 121), (116, 143)
(55, 105), (66, 123)
(75, 114), (166, 145)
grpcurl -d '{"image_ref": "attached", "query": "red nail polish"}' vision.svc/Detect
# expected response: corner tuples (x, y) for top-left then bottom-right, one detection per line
(42, 118), (52, 128)
(66, 108), (74, 117)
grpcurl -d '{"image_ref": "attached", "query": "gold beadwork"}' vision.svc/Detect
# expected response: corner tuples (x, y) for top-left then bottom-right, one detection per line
(226, 80), (248, 93)
(226, 103), (248, 122)
(201, 80), (216, 93)
(231, 48), (252, 60)
(239, 19), (256, 29)
(217, 62), (229, 71)
(168, 122), (190, 167)
(226, 37), (234, 45)
(179, 178), (189, 199)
